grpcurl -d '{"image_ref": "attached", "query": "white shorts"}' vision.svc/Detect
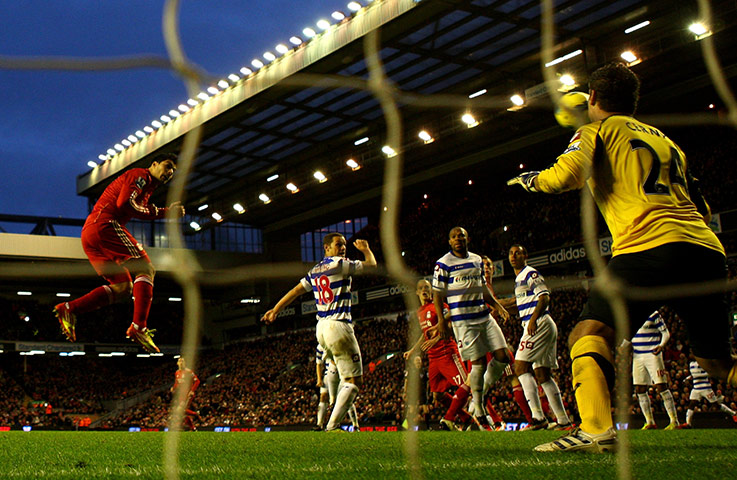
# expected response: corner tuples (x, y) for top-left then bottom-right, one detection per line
(690, 388), (719, 402)
(516, 315), (558, 369)
(316, 319), (363, 379)
(632, 352), (667, 385)
(452, 317), (508, 362)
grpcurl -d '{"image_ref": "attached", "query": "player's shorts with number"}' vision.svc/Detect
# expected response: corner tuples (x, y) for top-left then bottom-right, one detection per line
(632, 352), (667, 385)
(516, 315), (558, 369)
(452, 317), (507, 362)
(428, 351), (468, 393)
(690, 387), (720, 402)
(316, 319), (363, 379)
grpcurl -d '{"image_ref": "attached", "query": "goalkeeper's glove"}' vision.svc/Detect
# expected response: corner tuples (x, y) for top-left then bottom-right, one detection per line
(506, 171), (540, 192)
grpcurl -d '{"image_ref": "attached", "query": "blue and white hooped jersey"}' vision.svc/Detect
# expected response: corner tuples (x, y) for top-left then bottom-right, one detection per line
(300, 256), (362, 323)
(632, 311), (668, 355)
(432, 250), (490, 325)
(514, 265), (550, 325)
(689, 361), (712, 392)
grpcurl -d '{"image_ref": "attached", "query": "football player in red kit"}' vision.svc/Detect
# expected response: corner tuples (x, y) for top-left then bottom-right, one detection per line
(405, 279), (471, 430)
(54, 154), (184, 352)
(171, 356), (201, 431)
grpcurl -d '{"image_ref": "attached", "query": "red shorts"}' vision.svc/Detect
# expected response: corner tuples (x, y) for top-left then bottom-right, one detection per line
(428, 351), (468, 393)
(81, 220), (149, 284)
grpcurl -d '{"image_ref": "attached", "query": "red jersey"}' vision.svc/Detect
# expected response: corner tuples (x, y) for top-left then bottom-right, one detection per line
(174, 368), (200, 394)
(417, 302), (458, 360)
(84, 168), (167, 229)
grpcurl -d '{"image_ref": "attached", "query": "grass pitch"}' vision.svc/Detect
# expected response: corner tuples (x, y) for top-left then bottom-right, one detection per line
(2, 429), (736, 479)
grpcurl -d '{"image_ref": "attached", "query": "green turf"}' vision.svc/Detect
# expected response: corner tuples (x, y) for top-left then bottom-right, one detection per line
(1, 430), (736, 479)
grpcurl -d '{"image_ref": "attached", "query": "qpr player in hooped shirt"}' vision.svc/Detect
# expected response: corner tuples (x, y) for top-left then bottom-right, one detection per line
(432, 226), (511, 425)
(262, 233), (376, 432)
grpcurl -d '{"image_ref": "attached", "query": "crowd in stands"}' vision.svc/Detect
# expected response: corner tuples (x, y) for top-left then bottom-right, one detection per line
(1, 127), (736, 429)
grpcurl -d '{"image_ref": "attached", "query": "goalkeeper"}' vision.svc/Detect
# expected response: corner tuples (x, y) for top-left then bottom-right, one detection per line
(508, 62), (730, 453)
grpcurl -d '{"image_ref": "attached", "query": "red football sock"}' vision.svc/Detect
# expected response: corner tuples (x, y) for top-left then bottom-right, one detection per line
(444, 384), (470, 421)
(486, 398), (503, 424)
(439, 392), (453, 410)
(513, 384), (533, 423)
(68, 285), (114, 314)
(132, 275), (153, 329)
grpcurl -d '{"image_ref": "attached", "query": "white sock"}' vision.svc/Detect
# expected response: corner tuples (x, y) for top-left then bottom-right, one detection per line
(348, 404), (359, 427)
(686, 408), (694, 425)
(483, 359), (507, 395)
(719, 403), (736, 416)
(470, 364), (485, 417)
(638, 393), (654, 424)
(660, 390), (678, 424)
(326, 382), (359, 430)
(317, 401), (328, 427)
(518, 372), (543, 420)
(540, 379), (570, 425)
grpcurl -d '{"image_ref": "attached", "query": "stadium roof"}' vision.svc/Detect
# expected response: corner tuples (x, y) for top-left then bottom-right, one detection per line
(77, 0), (737, 236)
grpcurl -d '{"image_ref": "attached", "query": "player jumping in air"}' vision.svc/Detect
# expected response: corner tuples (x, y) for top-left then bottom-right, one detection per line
(499, 245), (572, 431)
(171, 356), (201, 431)
(262, 233), (375, 432)
(433, 227), (511, 430)
(54, 154), (184, 353)
(619, 310), (680, 430)
(509, 62), (731, 453)
(404, 279), (472, 431)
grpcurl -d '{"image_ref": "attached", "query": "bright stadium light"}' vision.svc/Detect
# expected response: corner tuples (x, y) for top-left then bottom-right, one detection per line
(620, 50), (639, 65)
(197, 92), (210, 101)
(217, 80), (229, 89)
(560, 74), (575, 86)
(168, 110), (180, 118)
(189, 221), (201, 231)
(289, 36), (303, 46)
(143, 126), (154, 134)
(510, 94), (524, 106)
(233, 203), (245, 214)
(461, 113), (479, 127)
(187, 98), (198, 107)
(544, 49), (582, 68)
(303, 27), (316, 38)
(114, 143), (124, 151)
(625, 20), (650, 34)
(346, 159), (361, 171)
(169, 297), (182, 302)
(259, 193), (271, 204)
(228, 74), (239, 82)
(56, 293), (71, 297)
(689, 22), (708, 36)
(251, 59), (264, 69)
(240, 67), (253, 76)
(418, 130), (434, 144)
(107, 148), (116, 156)
(135, 130), (146, 138)
(469, 89), (487, 99)
(197, 204), (208, 211)
(207, 86), (219, 95)
(178, 105), (189, 113)
(347, 2), (362, 12)
(354, 136), (369, 145)
(98, 154), (107, 160)
(313, 171), (328, 183)
(17, 291), (32, 296)
(160, 115), (172, 123)
(332, 11), (346, 21)
(127, 135), (138, 142)
(382, 145), (397, 157)
(211, 212), (223, 222)
(286, 182), (299, 193)
(152, 120), (163, 128)
(263, 51), (276, 62)
(267, 174), (279, 182)
(316, 19), (331, 30)
(121, 139), (131, 147)
(275, 44), (289, 55)
(87, 161), (97, 168)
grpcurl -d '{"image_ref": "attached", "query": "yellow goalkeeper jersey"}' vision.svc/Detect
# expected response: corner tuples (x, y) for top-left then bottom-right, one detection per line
(536, 114), (724, 257)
